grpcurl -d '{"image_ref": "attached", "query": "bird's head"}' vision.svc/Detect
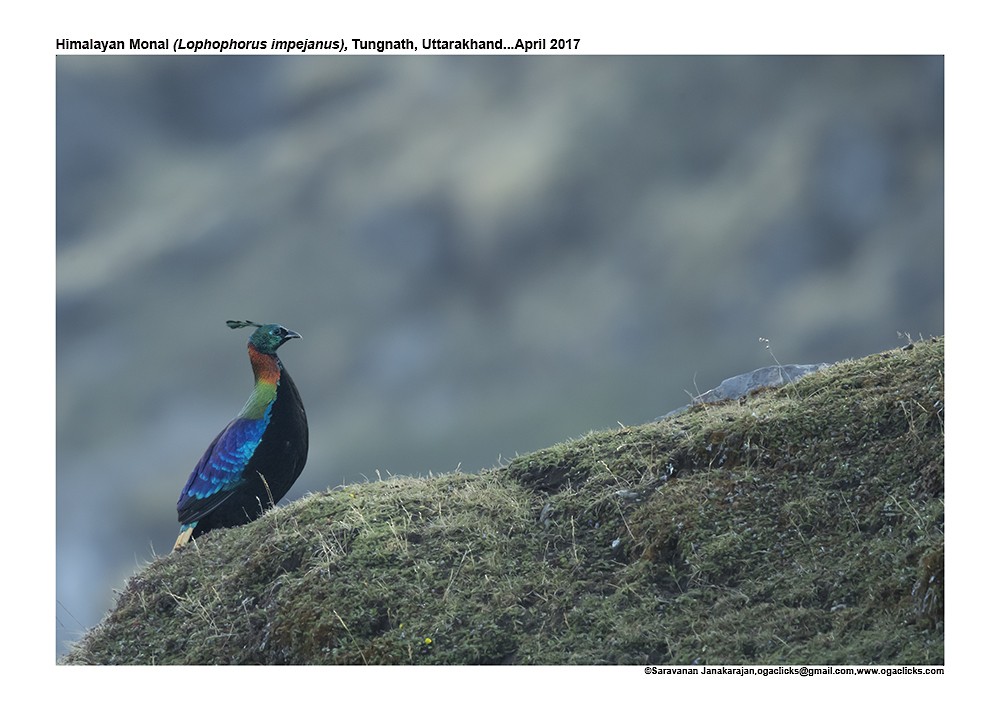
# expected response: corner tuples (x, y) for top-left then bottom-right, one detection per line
(226, 320), (302, 355)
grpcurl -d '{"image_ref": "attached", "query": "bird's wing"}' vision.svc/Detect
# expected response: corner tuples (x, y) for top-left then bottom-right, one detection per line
(176, 415), (269, 525)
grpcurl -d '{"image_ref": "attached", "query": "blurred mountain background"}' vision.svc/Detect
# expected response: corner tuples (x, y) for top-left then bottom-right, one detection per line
(56, 55), (943, 659)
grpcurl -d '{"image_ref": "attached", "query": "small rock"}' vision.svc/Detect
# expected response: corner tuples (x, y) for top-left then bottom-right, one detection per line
(658, 363), (829, 419)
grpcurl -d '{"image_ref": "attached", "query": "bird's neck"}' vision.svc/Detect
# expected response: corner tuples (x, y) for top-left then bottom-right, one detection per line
(240, 345), (281, 420)
(248, 345), (282, 384)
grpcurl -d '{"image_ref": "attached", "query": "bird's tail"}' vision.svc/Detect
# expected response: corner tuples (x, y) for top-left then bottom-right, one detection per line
(173, 524), (196, 551)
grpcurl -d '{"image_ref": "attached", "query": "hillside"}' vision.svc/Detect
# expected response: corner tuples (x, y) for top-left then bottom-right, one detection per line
(62, 338), (944, 665)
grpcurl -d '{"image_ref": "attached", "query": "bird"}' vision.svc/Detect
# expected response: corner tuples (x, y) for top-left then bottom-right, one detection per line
(173, 320), (308, 551)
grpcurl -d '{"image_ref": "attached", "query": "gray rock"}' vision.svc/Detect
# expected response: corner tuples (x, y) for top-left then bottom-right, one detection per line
(659, 363), (829, 419)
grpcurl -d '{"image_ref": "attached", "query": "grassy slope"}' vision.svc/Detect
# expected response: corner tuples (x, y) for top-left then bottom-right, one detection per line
(63, 339), (944, 665)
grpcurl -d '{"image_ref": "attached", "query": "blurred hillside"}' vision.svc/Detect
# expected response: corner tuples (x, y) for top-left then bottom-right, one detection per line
(55, 55), (943, 658)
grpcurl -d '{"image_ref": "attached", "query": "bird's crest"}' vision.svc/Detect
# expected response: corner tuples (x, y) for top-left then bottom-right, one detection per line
(226, 320), (263, 330)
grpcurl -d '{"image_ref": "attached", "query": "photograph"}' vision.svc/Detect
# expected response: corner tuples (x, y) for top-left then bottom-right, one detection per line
(56, 53), (943, 667)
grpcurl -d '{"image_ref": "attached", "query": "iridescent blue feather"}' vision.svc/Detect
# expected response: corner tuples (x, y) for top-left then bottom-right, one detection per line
(176, 405), (273, 524)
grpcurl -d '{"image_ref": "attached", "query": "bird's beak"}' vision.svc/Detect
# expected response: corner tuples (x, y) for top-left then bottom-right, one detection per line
(284, 329), (302, 340)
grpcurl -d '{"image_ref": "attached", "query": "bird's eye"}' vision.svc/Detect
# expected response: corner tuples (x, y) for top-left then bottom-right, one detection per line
(272, 328), (281, 336)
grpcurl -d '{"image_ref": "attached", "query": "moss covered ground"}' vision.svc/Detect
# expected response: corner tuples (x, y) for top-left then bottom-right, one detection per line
(63, 338), (944, 665)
